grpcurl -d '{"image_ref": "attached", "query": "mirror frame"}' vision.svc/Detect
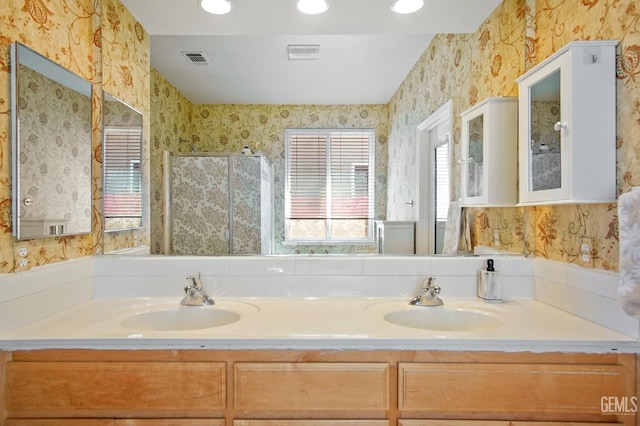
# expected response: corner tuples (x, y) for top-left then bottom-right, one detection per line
(10, 42), (93, 240)
(102, 91), (144, 233)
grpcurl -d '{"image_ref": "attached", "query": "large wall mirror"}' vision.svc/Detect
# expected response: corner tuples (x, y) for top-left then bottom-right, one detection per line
(102, 92), (143, 232)
(10, 42), (93, 240)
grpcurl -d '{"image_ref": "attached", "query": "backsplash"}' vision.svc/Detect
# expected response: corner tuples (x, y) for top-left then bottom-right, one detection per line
(1, 254), (637, 339)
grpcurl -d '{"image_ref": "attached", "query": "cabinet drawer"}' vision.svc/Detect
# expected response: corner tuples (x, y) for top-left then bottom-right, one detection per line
(234, 422), (389, 426)
(398, 363), (628, 415)
(6, 361), (226, 417)
(5, 421), (114, 426)
(116, 421), (225, 426)
(234, 362), (389, 411)
(399, 421), (509, 426)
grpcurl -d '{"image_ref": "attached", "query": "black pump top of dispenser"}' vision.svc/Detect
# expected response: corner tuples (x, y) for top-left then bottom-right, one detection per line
(486, 258), (495, 272)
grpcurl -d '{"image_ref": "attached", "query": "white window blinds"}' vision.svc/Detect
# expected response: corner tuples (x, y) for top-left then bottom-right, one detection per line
(103, 126), (142, 220)
(285, 129), (375, 243)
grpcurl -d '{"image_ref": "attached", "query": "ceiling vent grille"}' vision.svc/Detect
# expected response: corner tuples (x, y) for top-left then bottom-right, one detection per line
(287, 45), (320, 60)
(181, 51), (212, 65)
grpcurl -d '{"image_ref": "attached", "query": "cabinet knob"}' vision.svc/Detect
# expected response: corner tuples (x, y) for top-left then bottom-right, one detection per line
(23, 198), (32, 206)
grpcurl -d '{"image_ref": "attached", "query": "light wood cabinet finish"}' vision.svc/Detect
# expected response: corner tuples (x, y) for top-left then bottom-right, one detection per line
(1, 350), (636, 425)
(234, 362), (389, 412)
(6, 361), (226, 418)
(5, 420), (115, 426)
(399, 421), (510, 426)
(399, 362), (629, 416)
(511, 422), (623, 425)
(115, 420), (225, 426)
(234, 421), (389, 426)
(401, 422), (622, 426)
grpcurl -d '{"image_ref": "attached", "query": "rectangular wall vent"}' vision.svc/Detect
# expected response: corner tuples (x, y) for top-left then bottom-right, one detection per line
(287, 45), (320, 60)
(181, 51), (212, 65)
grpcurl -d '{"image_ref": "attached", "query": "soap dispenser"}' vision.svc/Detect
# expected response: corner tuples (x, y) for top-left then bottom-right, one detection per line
(478, 258), (502, 302)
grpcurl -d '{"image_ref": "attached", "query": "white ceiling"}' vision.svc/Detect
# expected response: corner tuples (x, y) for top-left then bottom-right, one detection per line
(121, 0), (503, 105)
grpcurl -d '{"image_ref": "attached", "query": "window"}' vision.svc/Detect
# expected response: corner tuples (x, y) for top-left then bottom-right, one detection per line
(285, 129), (375, 244)
(103, 126), (143, 230)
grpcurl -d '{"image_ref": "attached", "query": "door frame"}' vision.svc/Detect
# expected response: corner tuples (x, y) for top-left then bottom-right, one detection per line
(415, 99), (453, 255)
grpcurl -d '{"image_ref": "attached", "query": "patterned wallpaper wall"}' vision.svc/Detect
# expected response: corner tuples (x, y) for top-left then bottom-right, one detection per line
(17, 65), (92, 235)
(148, 82), (389, 254)
(387, 0), (640, 271)
(2, 0), (637, 272)
(0, 0), (150, 274)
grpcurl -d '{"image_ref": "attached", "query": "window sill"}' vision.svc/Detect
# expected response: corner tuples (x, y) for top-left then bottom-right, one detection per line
(283, 239), (376, 247)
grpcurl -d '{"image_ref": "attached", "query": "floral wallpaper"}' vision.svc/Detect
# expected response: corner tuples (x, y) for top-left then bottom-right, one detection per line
(17, 65), (92, 235)
(100, 0), (150, 254)
(0, 0), (150, 274)
(387, 0), (640, 271)
(168, 154), (272, 255)
(149, 68), (193, 253)
(149, 79), (389, 254)
(2, 0), (637, 272)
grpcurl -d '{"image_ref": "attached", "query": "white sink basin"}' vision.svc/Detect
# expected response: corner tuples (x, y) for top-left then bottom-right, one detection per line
(384, 307), (503, 332)
(121, 307), (240, 331)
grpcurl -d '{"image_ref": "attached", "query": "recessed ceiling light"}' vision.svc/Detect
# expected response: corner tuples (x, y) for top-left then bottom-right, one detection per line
(391, 0), (423, 14)
(200, 0), (232, 15)
(296, 0), (328, 15)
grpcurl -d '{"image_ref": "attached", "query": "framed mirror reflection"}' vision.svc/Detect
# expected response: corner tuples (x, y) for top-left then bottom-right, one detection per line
(102, 92), (143, 232)
(10, 42), (93, 240)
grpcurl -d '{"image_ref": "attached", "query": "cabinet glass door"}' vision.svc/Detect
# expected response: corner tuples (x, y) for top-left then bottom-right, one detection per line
(466, 114), (484, 198)
(529, 69), (561, 192)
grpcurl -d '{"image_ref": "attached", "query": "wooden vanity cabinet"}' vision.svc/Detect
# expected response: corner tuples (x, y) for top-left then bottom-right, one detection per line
(399, 422), (622, 425)
(1, 350), (636, 425)
(234, 422), (389, 426)
(4, 421), (225, 426)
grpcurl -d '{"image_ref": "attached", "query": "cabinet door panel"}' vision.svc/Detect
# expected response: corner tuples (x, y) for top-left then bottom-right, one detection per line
(5, 421), (114, 426)
(399, 421), (509, 426)
(398, 363), (627, 416)
(6, 361), (226, 417)
(234, 362), (389, 411)
(234, 422), (389, 426)
(116, 421), (225, 426)
(511, 423), (623, 425)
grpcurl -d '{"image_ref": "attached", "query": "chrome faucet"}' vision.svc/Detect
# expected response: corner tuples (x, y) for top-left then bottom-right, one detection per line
(181, 274), (214, 306)
(409, 277), (443, 306)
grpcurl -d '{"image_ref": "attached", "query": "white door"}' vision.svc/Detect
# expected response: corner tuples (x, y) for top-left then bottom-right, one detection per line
(416, 100), (452, 255)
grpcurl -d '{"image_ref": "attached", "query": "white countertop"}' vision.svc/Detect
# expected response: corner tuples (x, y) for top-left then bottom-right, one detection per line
(1, 297), (638, 353)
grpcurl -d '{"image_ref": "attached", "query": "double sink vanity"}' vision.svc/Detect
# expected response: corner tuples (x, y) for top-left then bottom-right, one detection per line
(1, 254), (638, 425)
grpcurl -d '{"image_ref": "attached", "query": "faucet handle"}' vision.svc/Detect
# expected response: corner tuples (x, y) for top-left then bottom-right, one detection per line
(422, 277), (436, 290)
(186, 275), (203, 290)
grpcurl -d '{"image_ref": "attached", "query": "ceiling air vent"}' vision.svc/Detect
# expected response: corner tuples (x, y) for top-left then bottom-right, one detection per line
(181, 51), (212, 65)
(287, 44), (320, 61)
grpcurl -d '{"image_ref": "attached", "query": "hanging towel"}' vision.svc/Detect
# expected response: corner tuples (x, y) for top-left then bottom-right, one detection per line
(442, 201), (463, 255)
(618, 186), (640, 319)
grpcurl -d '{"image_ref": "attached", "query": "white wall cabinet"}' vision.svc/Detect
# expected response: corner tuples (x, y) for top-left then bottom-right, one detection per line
(516, 40), (618, 205)
(460, 97), (518, 206)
